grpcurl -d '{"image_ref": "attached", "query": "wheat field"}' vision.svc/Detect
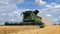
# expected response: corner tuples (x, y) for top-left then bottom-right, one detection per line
(0, 25), (60, 34)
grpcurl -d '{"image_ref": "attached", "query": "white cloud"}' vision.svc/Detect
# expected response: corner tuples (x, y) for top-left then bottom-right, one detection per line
(46, 14), (52, 17)
(59, 16), (60, 18)
(45, 4), (53, 8)
(53, 19), (58, 21)
(0, 0), (24, 25)
(35, 0), (60, 11)
(0, 13), (7, 15)
(41, 4), (60, 11)
(54, 5), (60, 8)
(40, 2), (60, 11)
(10, 19), (15, 21)
(35, 0), (47, 5)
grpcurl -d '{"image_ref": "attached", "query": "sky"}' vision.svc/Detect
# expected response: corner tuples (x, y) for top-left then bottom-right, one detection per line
(0, 0), (60, 25)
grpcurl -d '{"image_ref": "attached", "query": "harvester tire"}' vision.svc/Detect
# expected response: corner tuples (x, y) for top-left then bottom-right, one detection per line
(39, 23), (45, 28)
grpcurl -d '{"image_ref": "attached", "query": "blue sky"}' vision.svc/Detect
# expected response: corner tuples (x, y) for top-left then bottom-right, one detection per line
(17, 0), (41, 9)
(0, 0), (60, 25)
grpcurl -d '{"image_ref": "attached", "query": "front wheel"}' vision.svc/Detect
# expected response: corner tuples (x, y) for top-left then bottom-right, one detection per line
(39, 23), (45, 28)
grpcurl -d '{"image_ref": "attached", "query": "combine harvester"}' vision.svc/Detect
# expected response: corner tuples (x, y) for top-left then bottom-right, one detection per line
(5, 10), (45, 28)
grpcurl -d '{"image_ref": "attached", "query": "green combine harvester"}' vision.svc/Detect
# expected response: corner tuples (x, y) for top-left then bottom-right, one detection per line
(20, 10), (45, 28)
(5, 10), (45, 28)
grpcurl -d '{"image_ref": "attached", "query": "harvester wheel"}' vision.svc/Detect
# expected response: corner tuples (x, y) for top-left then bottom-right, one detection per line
(39, 23), (45, 28)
